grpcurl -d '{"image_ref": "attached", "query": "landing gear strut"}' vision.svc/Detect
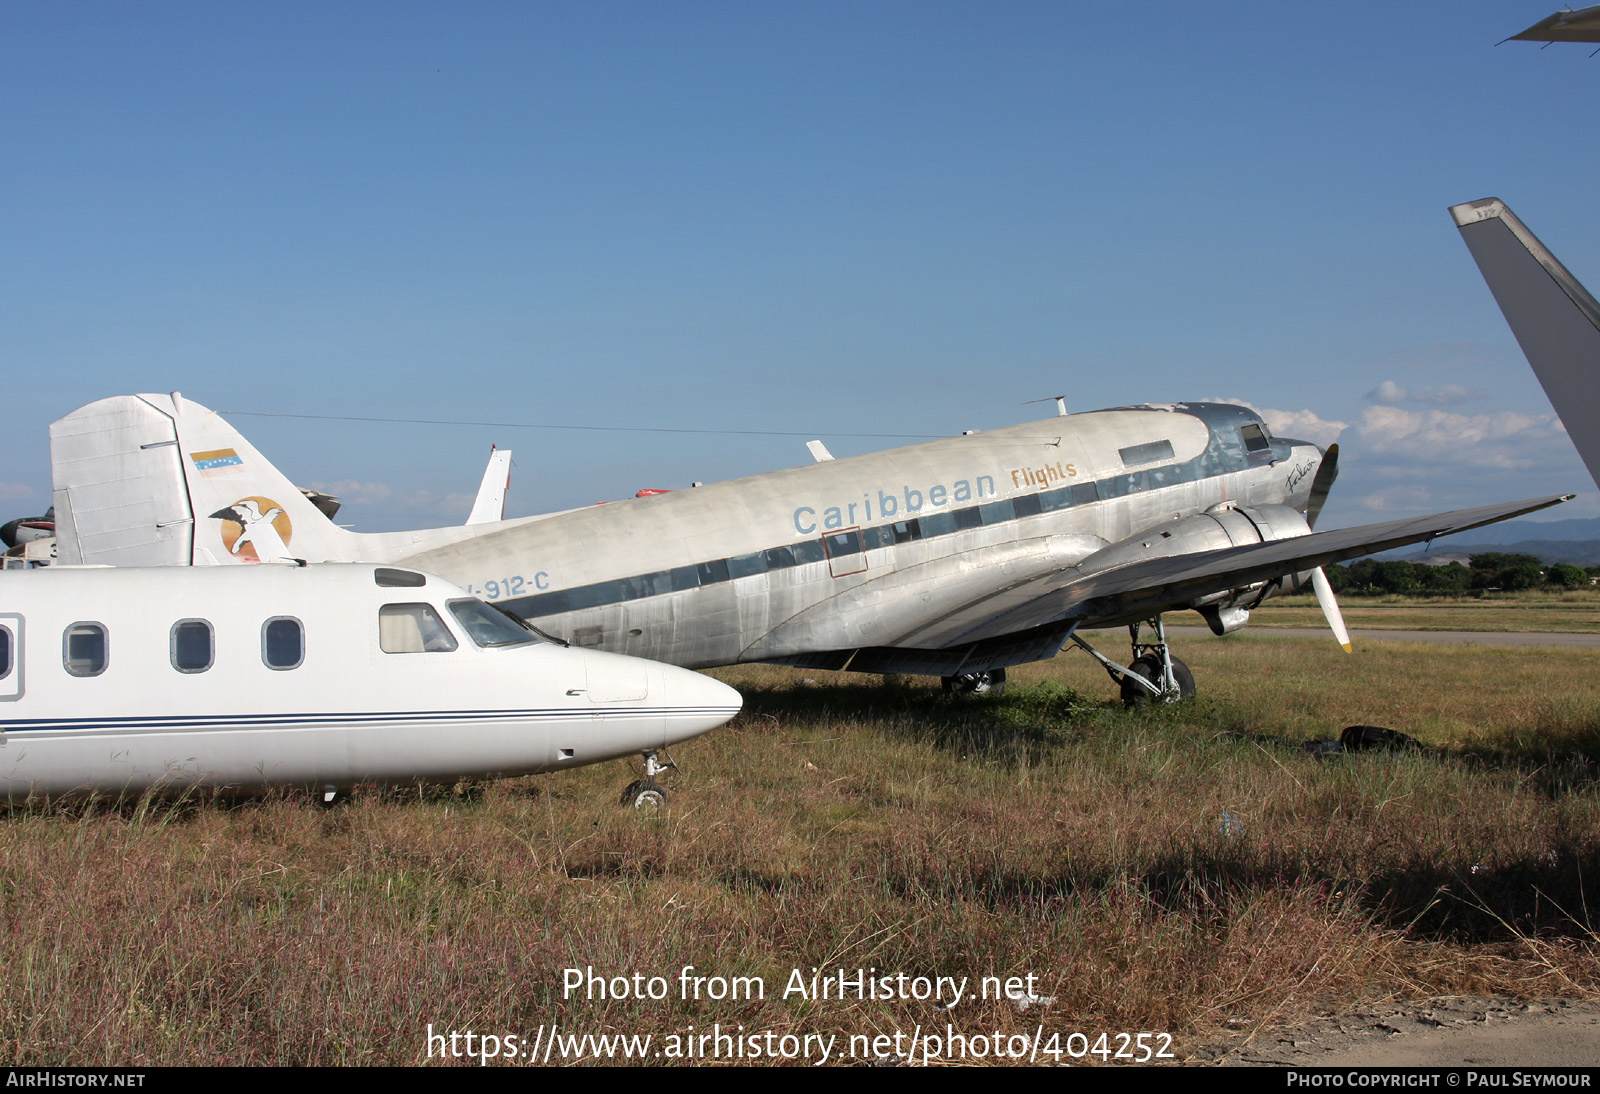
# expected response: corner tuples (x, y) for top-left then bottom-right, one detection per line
(619, 750), (674, 809)
(1071, 616), (1196, 708)
(941, 667), (1006, 697)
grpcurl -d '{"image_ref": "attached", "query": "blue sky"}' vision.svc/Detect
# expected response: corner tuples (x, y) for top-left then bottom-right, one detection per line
(5, 2), (1598, 531)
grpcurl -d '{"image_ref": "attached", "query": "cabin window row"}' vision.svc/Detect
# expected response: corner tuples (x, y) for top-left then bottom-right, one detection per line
(48, 599), (532, 677)
(57, 618), (306, 677)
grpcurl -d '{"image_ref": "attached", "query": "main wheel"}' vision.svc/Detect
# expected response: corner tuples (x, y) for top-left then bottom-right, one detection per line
(619, 779), (669, 809)
(1168, 656), (1196, 701)
(1120, 655), (1196, 708)
(941, 668), (1006, 697)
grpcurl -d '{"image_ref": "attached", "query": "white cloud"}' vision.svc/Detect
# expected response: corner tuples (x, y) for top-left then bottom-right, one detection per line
(310, 479), (394, 507)
(1357, 484), (1432, 512)
(1354, 406), (1569, 469)
(1363, 380), (1484, 406)
(308, 479), (474, 521)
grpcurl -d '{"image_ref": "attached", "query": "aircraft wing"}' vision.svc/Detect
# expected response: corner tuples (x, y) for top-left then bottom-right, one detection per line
(1452, 197), (1600, 491)
(1506, 5), (1600, 42)
(897, 494), (1572, 648)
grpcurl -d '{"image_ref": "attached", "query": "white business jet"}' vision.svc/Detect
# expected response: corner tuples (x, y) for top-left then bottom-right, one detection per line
(0, 563), (740, 804)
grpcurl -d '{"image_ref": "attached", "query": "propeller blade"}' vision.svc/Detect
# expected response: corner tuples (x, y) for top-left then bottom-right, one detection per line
(1311, 566), (1352, 653)
(1306, 443), (1339, 530)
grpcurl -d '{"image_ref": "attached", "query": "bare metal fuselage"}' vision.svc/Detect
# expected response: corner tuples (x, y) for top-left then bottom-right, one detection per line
(396, 403), (1322, 672)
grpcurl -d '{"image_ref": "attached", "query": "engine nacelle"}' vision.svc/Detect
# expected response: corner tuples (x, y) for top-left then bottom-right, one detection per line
(1076, 503), (1313, 635)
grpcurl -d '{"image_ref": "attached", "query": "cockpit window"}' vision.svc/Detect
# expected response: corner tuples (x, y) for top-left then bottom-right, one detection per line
(1241, 424), (1271, 453)
(447, 598), (538, 648)
(379, 603), (459, 653)
(1119, 439), (1175, 467)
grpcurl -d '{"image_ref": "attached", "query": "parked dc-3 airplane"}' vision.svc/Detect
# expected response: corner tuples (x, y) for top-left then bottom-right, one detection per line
(47, 392), (1571, 704)
(0, 562), (740, 802)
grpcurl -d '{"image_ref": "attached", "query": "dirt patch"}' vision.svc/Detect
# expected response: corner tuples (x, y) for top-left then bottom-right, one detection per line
(1198, 997), (1600, 1066)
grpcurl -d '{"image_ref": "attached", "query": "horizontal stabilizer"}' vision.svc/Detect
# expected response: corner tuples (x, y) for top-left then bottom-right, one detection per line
(1452, 197), (1600, 489)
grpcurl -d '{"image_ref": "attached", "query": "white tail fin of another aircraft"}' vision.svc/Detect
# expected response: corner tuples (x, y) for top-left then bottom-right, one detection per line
(465, 446), (512, 525)
(51, 393), (355, 566)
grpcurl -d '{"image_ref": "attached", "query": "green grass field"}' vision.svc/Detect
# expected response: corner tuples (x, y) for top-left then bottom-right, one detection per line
(2, 635), (1598, 1065)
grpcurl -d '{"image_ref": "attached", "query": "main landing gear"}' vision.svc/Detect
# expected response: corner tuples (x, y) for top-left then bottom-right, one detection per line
(1071, 617), (1196, 708)
(619, 750), (674, 810)
(941, 667), (1007, 697)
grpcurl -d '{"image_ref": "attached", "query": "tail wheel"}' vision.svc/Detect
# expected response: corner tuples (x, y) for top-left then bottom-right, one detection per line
(941, 668), (1007, 697)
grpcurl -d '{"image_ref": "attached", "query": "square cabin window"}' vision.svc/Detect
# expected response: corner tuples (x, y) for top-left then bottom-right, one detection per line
(64, 623), (107, 677)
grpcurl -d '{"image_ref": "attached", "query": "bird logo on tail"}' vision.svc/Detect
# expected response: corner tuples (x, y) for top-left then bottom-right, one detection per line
(210, 497), (293, 563)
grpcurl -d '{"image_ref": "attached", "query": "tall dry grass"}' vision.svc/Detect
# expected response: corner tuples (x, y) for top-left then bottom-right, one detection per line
(1, 638), (1598, 1064)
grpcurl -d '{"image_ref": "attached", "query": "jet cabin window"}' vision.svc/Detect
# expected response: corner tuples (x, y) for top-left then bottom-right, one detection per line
(63, 623), (107, 677)
(379, 604), (459, 654)
(171, 620), (214, 673)
(0, 625), (10, 680)
(262, 617), (304, 670)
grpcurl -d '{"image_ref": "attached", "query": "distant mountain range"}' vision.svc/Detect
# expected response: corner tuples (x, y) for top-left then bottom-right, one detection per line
(1373, 517), (1600, 567)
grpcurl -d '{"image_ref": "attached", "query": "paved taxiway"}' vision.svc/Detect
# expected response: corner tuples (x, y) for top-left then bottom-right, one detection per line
(1160, 626), (1600, 649)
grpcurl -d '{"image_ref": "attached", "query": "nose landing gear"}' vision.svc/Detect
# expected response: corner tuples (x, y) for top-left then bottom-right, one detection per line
(619, 749), (675, 809)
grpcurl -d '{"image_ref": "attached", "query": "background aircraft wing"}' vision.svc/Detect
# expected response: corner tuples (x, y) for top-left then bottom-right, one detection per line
(897, 494), (1572, 647)
(1506, 5), (1600, 43)
(1452, 197), (1600, 491)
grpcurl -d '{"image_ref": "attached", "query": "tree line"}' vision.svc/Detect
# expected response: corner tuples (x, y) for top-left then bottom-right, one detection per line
(1325, 553), (1595, 596)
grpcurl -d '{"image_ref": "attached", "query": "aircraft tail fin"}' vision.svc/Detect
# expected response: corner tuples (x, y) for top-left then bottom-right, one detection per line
(1451, 197), (1600, 489)
(51, 393), (354, 566)
(465, 446), (512, 525)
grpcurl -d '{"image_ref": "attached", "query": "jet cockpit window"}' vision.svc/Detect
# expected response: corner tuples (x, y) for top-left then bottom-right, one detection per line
(262, 617), (305, 670)
(171, 619), (214, 673)
(63, 622), (107, 677)
(379, 603), (459, 654)
(447, 598), (538, 648)
(1241, 424), (1271, 454)
(375, 568), (427, 588)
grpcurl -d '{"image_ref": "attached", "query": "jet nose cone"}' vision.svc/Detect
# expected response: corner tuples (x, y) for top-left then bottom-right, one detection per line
(663, 665), (743, 745)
